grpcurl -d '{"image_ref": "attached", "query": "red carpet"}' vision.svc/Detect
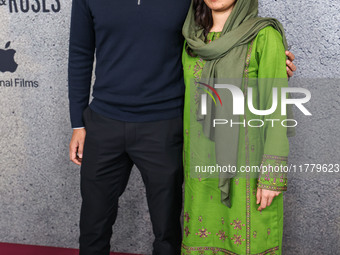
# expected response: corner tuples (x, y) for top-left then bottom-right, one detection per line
(0, 242), (140, 255)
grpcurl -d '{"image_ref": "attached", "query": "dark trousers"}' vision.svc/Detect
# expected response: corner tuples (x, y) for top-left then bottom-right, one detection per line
(79, 107), (183, 255)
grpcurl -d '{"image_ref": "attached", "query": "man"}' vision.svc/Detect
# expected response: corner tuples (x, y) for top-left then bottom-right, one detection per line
(68, 0), (296, 254)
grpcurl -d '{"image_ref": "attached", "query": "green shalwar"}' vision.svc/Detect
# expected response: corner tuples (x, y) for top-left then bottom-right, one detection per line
(181, 26), (290, 255)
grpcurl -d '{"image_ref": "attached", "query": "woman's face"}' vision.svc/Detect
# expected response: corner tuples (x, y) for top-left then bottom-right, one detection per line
(203, 0), (236, 12)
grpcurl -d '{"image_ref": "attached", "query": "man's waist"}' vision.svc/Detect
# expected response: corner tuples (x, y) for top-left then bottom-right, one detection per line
(89, 100), (183, 123)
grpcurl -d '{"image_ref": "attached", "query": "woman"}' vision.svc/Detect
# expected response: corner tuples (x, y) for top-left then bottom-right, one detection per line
(181, 0), (294, 254)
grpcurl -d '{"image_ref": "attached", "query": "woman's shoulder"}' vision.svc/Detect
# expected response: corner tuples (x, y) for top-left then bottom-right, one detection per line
(257, 26), (283, 39)
(251, 25), (288, 78)
(252, 25), (285, 57)
(254, 26), (284, 47)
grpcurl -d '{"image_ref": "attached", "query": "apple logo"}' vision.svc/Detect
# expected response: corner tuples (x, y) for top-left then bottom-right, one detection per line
(0, 41), (18, 73)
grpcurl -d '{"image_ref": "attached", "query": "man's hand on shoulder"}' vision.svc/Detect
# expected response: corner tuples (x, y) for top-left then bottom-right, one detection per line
(285, 51), (297, 78)
(70, 128), (86, 166)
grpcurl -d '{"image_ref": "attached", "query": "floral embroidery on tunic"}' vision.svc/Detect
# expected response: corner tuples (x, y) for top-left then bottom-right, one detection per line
(253, 231), (257, 238)
(196, 228), (211, 238)
(216, 230), (227, 241)
(267, 228), (271, 235)
(230, 218), (245, 230)
(185, 226), (191, 237)
(184, 212), (191, 223)
(252, 187), (257, 196)
(181, 243), (280, 255)
(231, 234), (245, 246)
(258, 154), (288, 191)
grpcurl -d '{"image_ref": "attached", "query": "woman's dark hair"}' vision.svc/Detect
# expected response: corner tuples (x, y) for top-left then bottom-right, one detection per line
(193, 0), (213, 37)
(186, 0), (213, 56)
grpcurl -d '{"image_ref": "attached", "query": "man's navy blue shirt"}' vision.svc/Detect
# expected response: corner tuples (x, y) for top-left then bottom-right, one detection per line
(68, 0), (191, 128)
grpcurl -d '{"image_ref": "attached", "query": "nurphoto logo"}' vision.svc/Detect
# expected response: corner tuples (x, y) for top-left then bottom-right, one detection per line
(199, 83), (312, 128)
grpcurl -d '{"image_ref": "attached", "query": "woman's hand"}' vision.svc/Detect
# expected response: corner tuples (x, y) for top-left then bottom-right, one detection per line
(256, 188), (281, 211)
(286, 51), (297, 78)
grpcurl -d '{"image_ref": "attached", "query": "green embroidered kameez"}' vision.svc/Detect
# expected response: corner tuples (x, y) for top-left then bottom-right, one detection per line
(181, 26), (290, 255)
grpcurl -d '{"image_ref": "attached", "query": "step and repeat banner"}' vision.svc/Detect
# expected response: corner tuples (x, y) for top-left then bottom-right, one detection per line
(0, 0), (339, 254)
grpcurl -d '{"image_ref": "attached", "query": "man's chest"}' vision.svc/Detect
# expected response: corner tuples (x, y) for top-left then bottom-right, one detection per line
(89, 0), (191, 33)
